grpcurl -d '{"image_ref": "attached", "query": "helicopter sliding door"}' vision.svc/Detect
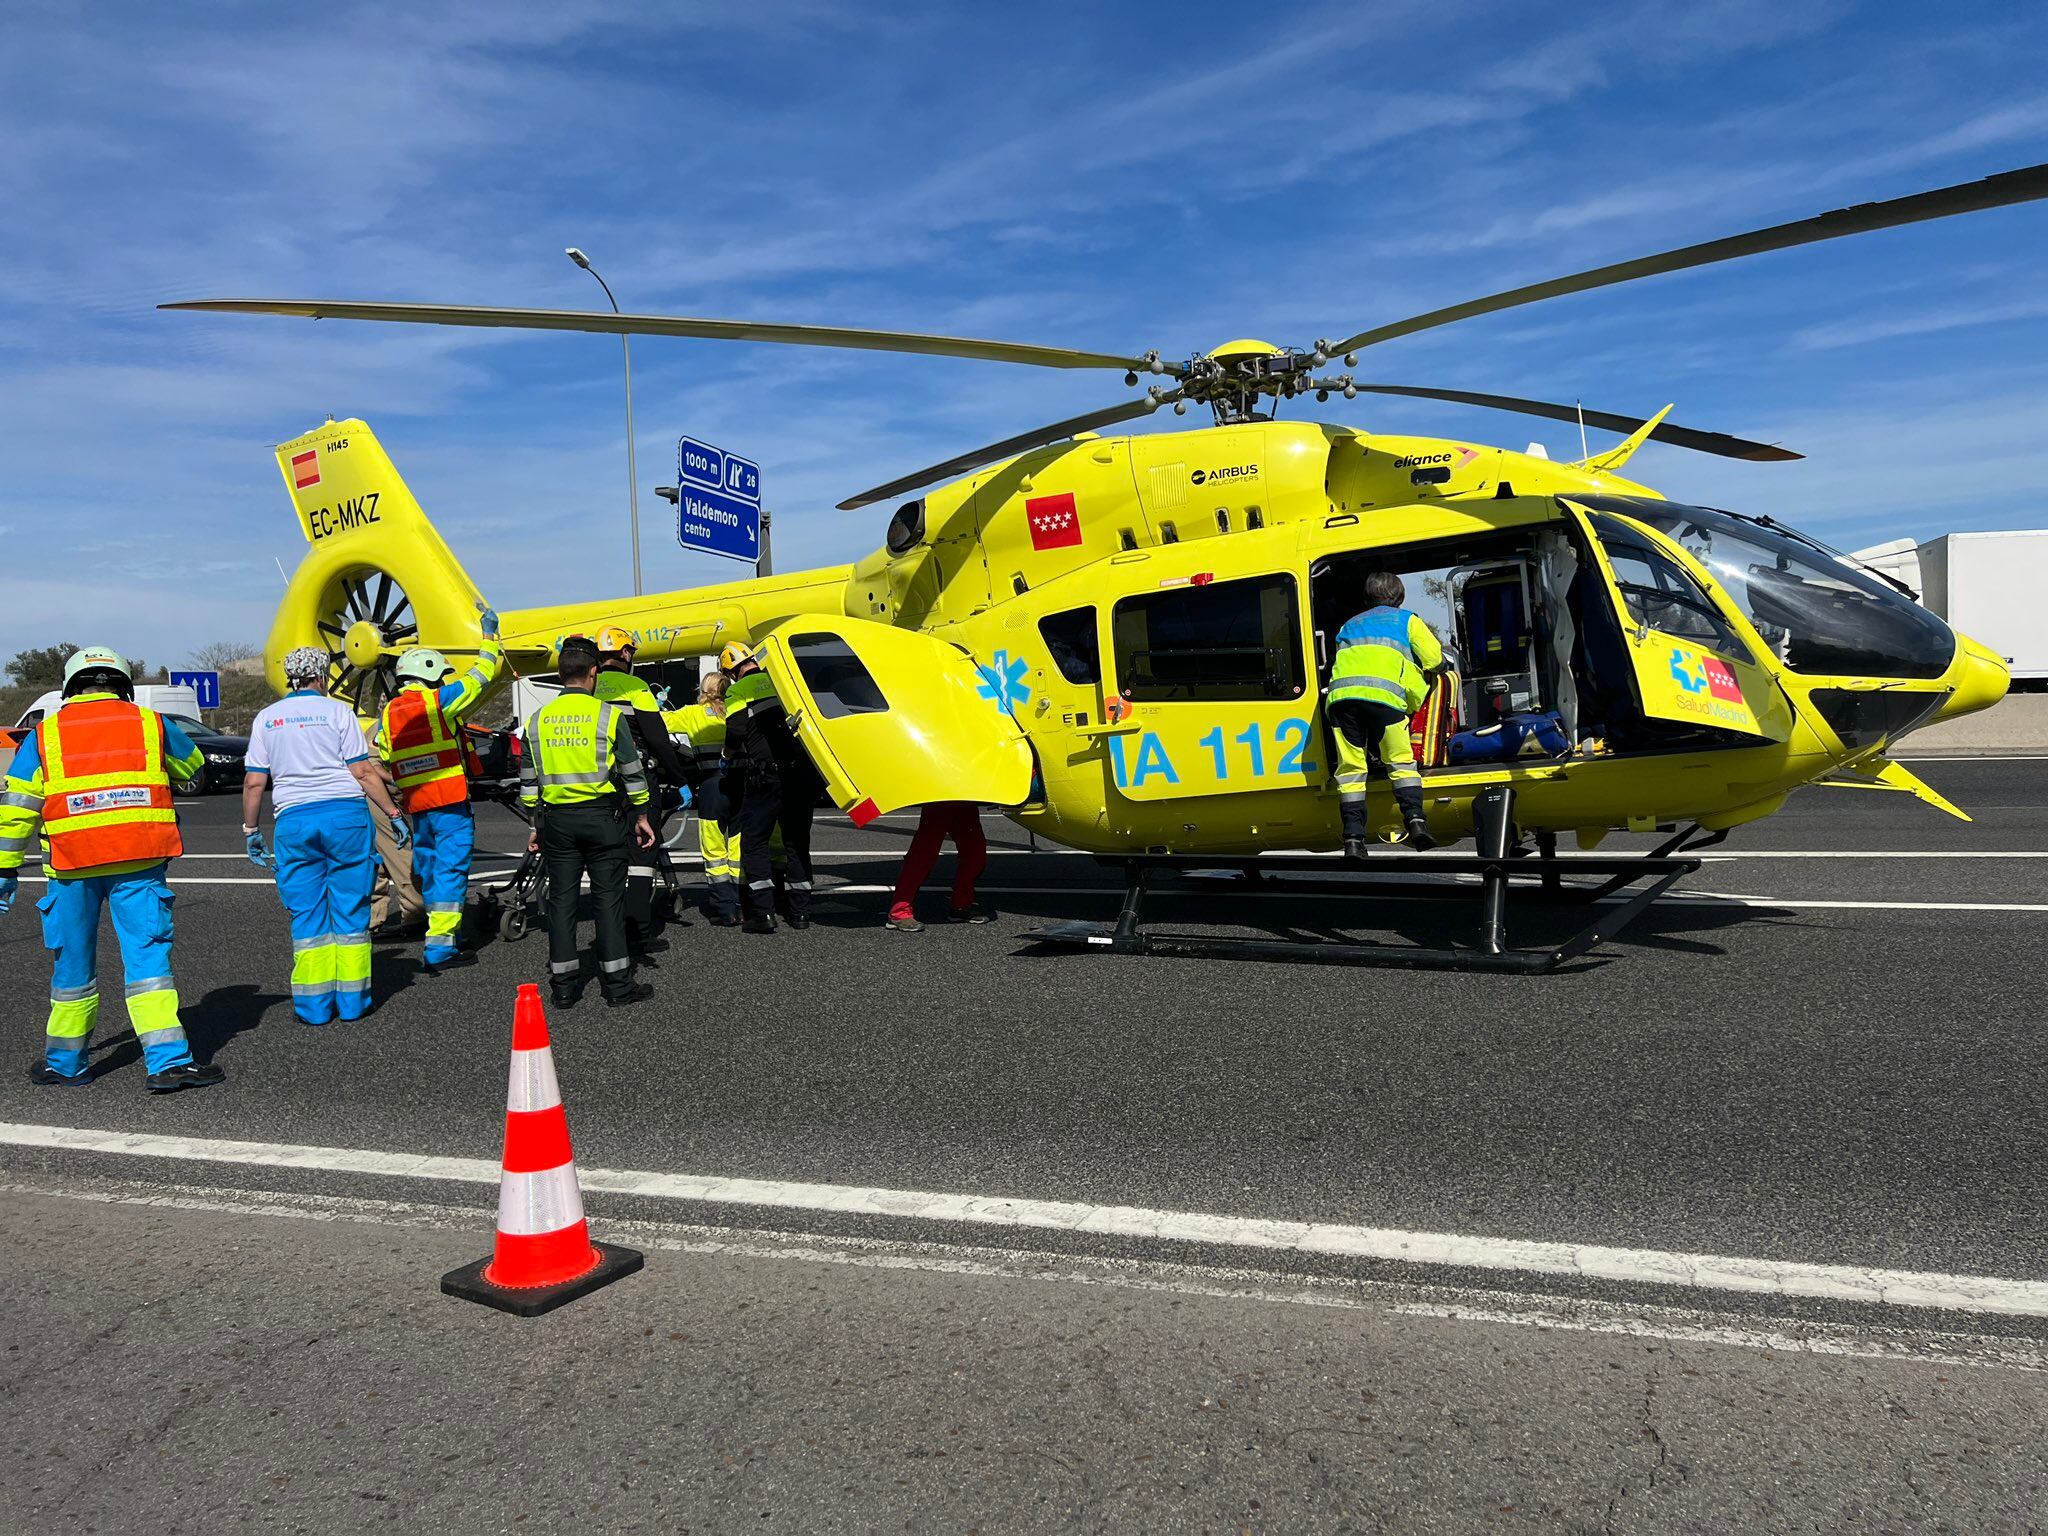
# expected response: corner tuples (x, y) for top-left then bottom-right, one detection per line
(1562, 500), (1792, 742)
(753, 617), (1035, 823)
(1101, 557), (1321, 802)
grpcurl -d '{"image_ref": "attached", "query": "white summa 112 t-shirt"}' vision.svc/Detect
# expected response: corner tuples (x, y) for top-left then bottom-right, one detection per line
(245, 691), (371, 814)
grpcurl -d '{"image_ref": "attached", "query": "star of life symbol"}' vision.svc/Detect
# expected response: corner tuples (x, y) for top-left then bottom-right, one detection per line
(975, 649), (1031, 715)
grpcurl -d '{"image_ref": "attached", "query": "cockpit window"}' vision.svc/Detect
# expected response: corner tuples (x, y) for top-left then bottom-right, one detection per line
(1580, 498), (1956, 680)
(1585, 512), (1751, 660)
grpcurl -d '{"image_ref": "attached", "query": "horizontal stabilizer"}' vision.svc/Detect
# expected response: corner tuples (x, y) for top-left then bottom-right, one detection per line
(1819, 757), (1970, 821)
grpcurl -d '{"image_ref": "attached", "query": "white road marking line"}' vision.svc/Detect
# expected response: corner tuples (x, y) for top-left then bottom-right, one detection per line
(23, 848), (2047, 874)
(1671, 890), (2048, 913)
(825, 883), (2047, 915)
(5, 1175), (2040, 1373)
(1897, 754), (2048, 762)
(1386, 1302), (2048, 1373)
(8, 874), (2039, 914)
(4, 1121), (2045, 1319)
(1693, 851), (2048, 859)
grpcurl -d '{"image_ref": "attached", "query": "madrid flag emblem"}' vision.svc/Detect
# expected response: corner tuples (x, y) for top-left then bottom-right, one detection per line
(1026, 492), (1082, 552)
(1702, 656), (1744, 703)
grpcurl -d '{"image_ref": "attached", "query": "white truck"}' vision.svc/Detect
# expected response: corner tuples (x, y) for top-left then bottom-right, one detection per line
(1852, 530), (2048, 688)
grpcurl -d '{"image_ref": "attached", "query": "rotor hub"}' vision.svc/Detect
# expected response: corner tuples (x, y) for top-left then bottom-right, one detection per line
(318, 570), (418, 719)
(343, 618), (388, 668)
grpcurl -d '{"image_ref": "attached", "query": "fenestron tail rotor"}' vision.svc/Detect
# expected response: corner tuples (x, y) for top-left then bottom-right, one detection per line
(321, 566), (417, 718)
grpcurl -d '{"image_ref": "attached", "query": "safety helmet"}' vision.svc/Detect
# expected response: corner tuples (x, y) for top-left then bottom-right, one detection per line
(394, 647), (453, 685)
(281, 646), (331, 685)
(718, 641), (756, 672)
(595, 624), (637, 658)
(61, 646), (133, 697)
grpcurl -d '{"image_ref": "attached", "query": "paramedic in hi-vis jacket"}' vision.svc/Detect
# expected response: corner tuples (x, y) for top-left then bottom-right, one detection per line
(373, 607), (505, 974)
(0, 647), (224, 1092)
(1328, 570), (1446, 859)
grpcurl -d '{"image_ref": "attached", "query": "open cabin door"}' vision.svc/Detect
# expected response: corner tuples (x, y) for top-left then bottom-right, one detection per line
(1562, 499), (1792, 742)
(754, 617), (1035, 823)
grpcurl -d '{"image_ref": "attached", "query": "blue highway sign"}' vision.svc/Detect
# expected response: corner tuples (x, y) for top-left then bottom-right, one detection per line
(723, 453), (760, 503)
(171, 670), (221, 709)
(678, 436), (725, 493)
(676, 437), (762, 564)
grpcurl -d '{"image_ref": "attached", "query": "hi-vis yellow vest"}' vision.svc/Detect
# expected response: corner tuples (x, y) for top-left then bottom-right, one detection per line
(519, 693), (650, 808)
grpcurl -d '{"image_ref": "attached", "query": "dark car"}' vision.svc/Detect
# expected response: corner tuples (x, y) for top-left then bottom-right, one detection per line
(164, 714), (249, 796)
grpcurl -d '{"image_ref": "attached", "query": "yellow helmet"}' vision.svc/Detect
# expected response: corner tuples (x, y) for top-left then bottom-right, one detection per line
(718, 641), (756, 672)
(594, 624), (637, 657)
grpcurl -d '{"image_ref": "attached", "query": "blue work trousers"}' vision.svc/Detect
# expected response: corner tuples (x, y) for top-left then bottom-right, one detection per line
(38, 866), (195, 1078)
(410, 803), (474, 963)
(273, 797), (375, 1024)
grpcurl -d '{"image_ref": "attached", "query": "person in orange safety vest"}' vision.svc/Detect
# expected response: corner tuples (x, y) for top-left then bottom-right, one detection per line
(371, 607), (505, 973)
(0, 646), (224, 1092)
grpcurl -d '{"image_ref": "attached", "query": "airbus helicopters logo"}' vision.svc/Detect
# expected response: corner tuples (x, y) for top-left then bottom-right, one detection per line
(1190, 464), (1257, 487)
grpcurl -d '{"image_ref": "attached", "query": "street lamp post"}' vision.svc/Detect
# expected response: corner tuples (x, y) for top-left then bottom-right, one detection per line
(565, 247), (642, 596)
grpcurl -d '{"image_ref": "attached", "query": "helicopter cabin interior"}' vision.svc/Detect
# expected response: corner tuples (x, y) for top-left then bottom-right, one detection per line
(1306, 501), (1780, 770)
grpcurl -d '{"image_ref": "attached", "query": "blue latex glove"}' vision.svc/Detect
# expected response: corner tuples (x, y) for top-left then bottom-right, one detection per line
(477, 602), (500, 639)
(245, 830), (271, 869)
(390, 816), (412, 849)
(0, 872), (16, 914)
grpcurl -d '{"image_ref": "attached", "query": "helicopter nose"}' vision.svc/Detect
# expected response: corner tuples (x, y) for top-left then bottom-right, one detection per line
(1933, 634), (2010, 723)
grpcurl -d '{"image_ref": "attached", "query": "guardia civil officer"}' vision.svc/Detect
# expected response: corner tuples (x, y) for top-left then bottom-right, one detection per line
(1328, 570), (1446, 858)
(519, 635), (656, 1009)
(593, 625), (687, 957)
(719, 642), (821, 934)
(245, 648), (410, 1024)
(0, 647), (223, 1091)
(373, 606), (505, 973)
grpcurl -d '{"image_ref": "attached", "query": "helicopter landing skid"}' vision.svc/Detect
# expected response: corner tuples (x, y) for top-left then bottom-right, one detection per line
(1022, 789), (1712, 974)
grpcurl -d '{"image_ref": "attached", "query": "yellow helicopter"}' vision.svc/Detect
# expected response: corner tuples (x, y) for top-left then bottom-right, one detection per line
(166, 161), (2045, 969)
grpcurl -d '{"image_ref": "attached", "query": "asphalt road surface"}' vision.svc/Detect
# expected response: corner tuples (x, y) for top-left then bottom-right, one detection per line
(2, 758), (2043, 1530)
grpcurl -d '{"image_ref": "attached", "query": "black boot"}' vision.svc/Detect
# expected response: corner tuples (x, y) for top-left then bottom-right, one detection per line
(1340, 802), (1371, 861)
(146, 1061), (226, 1094)
(1394, 786), (1436, 852)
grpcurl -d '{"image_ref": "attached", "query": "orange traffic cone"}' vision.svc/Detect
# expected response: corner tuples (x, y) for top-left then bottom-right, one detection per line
(441, 984), (643, 1315)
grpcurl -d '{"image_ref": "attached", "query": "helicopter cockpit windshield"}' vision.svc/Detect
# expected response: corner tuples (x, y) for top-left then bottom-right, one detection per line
(1579, 497), (1957, 680)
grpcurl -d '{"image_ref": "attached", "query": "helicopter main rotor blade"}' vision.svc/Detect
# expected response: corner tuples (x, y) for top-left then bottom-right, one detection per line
(1344, 385), (1799, 461)
(160, 299), (1171, 376)
(1330, 162), (2048, 357)
(837, 390), (1186, 510)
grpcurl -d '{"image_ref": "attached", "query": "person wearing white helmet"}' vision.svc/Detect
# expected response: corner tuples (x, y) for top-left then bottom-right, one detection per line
(372, 605), (505, 973)
(244, 646), (408, 1025)
(0, 646), (223, 1092)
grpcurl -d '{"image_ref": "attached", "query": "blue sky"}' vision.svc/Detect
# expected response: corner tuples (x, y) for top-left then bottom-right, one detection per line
(4, 0), (2046, 669)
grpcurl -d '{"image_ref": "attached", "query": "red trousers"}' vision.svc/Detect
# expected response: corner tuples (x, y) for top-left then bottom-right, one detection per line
(889, 802), (987, 920)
